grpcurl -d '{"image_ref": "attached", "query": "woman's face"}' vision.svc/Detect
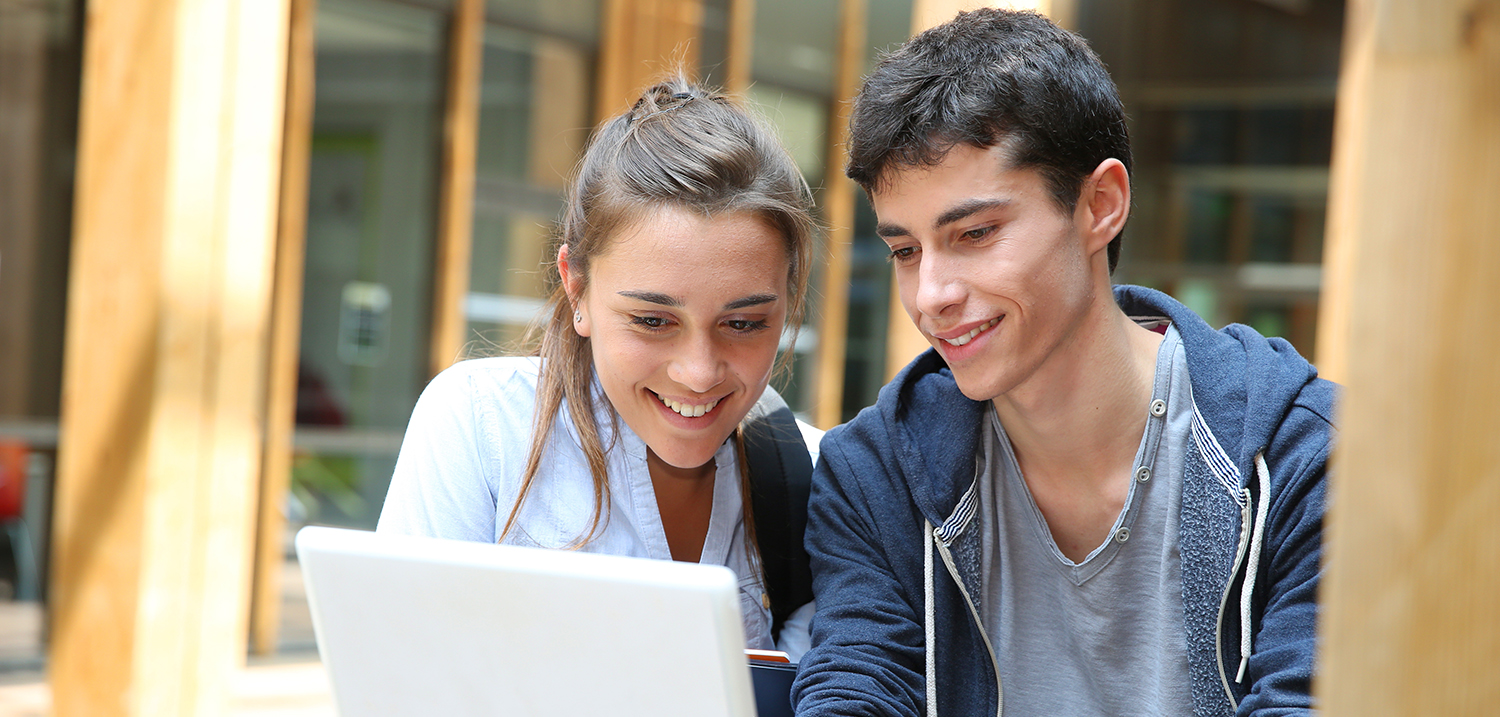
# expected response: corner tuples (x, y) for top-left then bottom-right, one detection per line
(563, 206), (790, 472)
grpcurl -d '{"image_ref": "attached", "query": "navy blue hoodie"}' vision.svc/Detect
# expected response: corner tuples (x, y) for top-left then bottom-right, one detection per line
(792, 285), (1336, 717)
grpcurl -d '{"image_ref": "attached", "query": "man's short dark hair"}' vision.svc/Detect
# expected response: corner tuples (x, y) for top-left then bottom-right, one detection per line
(847, 8), (1132, 271)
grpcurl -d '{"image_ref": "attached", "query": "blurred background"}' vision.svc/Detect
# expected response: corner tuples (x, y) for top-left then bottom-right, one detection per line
(0, 0), (1342, 674)
(13, 0), (1488, 715)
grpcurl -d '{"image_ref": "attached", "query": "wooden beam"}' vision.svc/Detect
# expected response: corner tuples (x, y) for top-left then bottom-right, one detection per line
(882, 0), (1081, 382)
(811, 0), (867, 429)
(1316, 1), (1500, 714)
(50, 0), (290, 714)
(249, 0), (317, 658)
(595, 0), (705, 124)
(911, 0), (1074, 37)
(725, 0), (754, 95)
(428, 0), (486, 377)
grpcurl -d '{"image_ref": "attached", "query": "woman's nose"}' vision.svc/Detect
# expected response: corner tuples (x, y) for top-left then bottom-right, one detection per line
(667, 334), (726, 393)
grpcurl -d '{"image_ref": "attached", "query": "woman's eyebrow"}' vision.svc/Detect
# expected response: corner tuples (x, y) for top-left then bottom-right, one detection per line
(724, 293), (778, 310)
(617, 290), (681, 307)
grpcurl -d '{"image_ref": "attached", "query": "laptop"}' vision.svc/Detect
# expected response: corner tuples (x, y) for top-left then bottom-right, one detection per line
(296, 526), (784, 717)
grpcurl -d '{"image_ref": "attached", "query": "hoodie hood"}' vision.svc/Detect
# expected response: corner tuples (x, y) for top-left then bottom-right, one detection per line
(1114, 285), (1322, 482)
(879, 347), (988, 528)
(877, 284), (1323, 525)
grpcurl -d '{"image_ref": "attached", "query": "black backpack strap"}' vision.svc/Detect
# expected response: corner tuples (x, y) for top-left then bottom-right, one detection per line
(741, 386), (815, 640)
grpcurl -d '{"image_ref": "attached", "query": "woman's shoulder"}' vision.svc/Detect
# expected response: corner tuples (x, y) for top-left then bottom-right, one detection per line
(416, 356), (545, 424)
(427, 356), (542, 393)
(795, 418), (825, 466)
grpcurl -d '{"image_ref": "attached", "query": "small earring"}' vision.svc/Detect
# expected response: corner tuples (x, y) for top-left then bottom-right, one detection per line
(573, 310), (582, 323)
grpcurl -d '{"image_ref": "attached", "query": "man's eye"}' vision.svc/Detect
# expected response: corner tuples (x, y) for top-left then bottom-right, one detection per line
(962, 226), (994, 241)
(888, 246), (917, 263)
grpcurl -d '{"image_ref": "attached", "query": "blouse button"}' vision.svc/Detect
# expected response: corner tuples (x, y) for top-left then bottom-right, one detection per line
(1136, 466), (1152, 483)
(1150, 399), (1167, 417)
(1115, 527), (1131, 543)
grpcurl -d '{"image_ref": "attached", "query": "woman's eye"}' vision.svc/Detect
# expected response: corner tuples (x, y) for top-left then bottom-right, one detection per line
(726, 319), (770, 333)
(631, 316), (669, 329)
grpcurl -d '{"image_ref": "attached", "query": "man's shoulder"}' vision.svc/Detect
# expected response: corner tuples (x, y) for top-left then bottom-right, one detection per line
(827, 350), (984, 449)
(818, 350), (987, 523)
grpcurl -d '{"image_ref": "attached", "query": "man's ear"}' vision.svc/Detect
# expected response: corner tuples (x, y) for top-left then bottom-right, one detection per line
(1080, 158), (1130, 257)
(557, 245), (590, 337)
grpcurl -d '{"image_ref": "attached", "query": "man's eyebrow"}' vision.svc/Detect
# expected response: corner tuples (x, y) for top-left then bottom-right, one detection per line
(874, 198), (1012, 240)
(617, 290), (681, 307)
(724, 293), (778, 310)
(933, 198), (1010, 230)
(875, 222), (911, 239)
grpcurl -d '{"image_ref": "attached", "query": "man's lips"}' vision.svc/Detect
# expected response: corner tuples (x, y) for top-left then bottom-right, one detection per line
(933, 316), (1000, 347)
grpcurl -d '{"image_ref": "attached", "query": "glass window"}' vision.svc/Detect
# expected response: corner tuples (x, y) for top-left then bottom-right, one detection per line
(744, 0), (841, 418)
(838, 0), (913, 422)
(698, 0), (730, 88)
(464, 1), (598, 354)
(293, 0), (451, 536)
(1079, 0), (1344, 356)
(0, 0), (84, 668)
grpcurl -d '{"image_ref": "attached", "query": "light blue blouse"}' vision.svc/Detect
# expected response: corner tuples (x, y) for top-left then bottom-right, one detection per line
(376, 356), (818, 659)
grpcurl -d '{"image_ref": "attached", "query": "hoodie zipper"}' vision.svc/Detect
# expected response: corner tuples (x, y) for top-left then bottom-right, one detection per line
(933, 534), (1003, 717)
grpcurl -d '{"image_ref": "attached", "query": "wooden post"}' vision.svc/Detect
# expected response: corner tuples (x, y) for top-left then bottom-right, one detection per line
(881, 1), (1078, 382)
(428, 0), (486, 377)
(50, 0), (290, 714)
(810, 0), (867, 429)
(910, 0), (1064, 34)
(725, 0), (755, 95)
(249, 0), (317, 657)
(1316, 1), (1500, 715)
(595, 0), (706, 124)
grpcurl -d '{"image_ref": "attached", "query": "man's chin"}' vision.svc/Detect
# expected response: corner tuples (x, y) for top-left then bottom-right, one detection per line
(951, 373), (1003, 402)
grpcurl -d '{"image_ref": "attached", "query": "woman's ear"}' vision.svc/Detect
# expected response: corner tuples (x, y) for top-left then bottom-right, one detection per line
(558, 245), (591, 337)
(1080, 158), (1131, 258)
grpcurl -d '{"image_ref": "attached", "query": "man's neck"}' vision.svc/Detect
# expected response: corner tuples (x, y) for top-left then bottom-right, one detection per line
(990, 298), (1164, 562)
(992, 300), (1164, 492)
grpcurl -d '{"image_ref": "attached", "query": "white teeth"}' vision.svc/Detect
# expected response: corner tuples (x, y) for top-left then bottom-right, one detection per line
(943, 318), (999, 347)
(657, 394), (719, 417)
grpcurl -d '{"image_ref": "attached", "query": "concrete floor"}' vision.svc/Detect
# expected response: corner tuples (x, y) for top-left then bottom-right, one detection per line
(0, 656), (336, 716)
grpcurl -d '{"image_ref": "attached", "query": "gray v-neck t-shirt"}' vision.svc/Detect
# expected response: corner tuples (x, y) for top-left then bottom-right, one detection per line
(978, 324), (1197, 716)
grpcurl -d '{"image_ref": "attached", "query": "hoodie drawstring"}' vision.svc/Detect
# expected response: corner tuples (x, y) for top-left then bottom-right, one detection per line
(923, 519), (937, 717)
(1236, 452), (1272, 683)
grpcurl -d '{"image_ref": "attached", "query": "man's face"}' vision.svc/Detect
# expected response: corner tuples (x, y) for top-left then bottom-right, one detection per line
(871, 143), (1105, 402)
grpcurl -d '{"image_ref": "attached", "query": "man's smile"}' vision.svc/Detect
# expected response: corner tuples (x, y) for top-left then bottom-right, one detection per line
(933, 316), (1001, 347)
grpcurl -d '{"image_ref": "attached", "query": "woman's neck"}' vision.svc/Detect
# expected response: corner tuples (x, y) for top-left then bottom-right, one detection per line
(646, 448), (716, 562)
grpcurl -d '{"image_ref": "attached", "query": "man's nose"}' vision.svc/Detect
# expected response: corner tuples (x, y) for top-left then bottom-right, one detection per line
(911, 250), (965, 320)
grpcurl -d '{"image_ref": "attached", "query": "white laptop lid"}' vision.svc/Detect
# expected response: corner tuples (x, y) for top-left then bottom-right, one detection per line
(295, 526), (757, 717)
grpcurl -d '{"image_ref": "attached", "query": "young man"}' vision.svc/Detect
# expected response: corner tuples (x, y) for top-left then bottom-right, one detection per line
(792, 9), (1333, 717)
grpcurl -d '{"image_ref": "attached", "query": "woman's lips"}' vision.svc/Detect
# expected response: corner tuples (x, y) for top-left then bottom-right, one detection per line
(652, 391), (722, 418)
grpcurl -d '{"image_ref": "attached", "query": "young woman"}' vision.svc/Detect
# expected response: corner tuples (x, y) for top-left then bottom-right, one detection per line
(377, 77), (820, 657)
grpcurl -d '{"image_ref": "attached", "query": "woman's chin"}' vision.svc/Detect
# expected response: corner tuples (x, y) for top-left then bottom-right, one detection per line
(644, 437), (732, 476)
